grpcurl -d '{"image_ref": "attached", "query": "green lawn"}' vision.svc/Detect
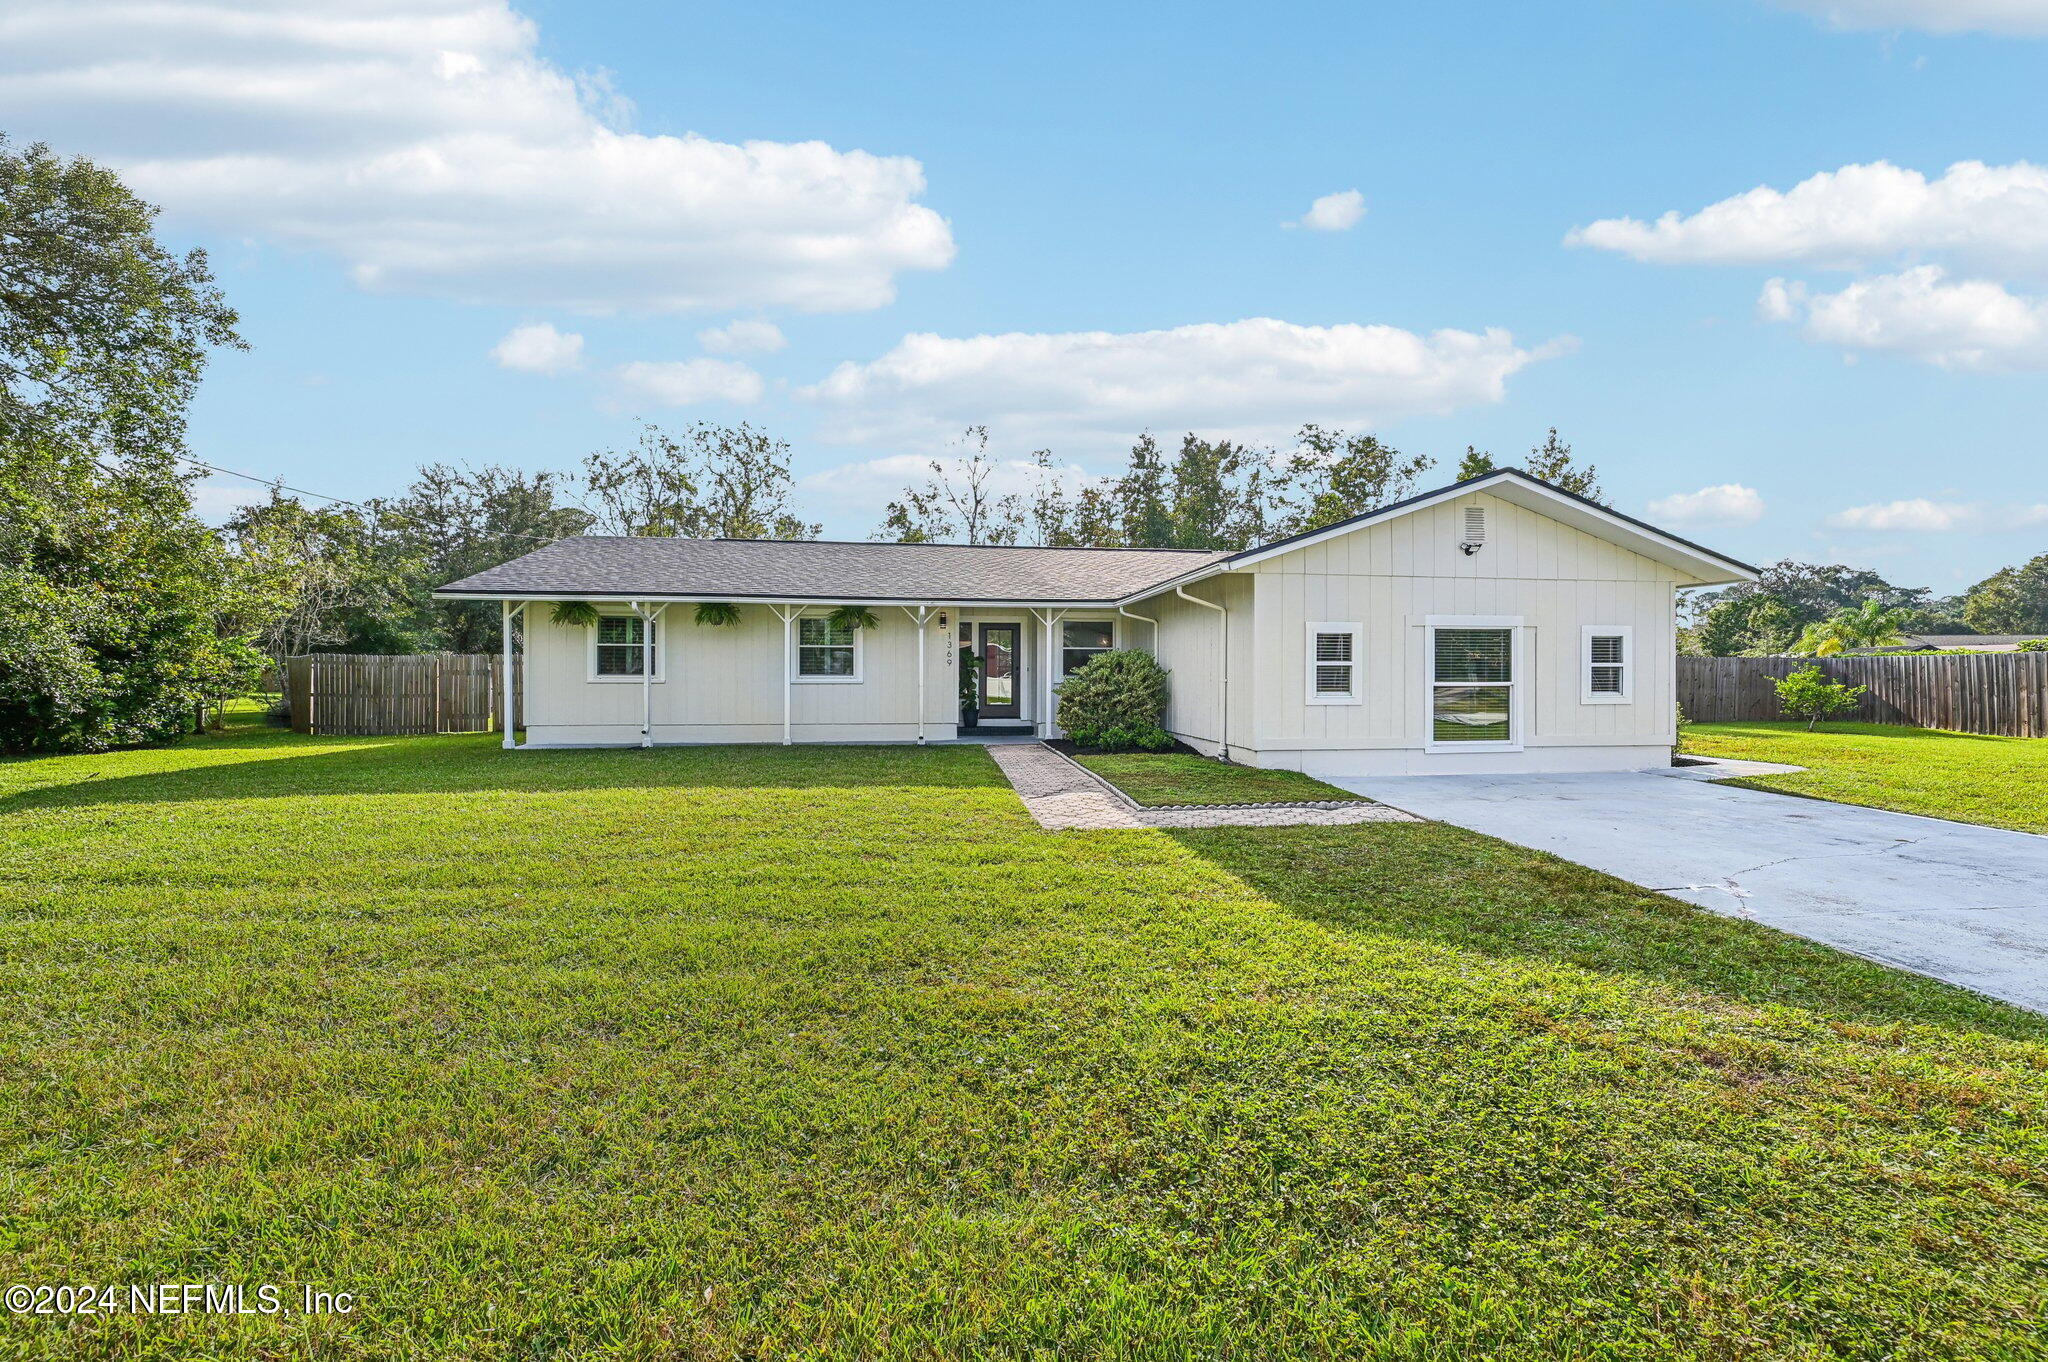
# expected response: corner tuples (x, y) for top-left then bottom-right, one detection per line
(1069, 750), (1364, 805)
(3, 719), (2046, 1359)
(1683, 720), (2048, 833)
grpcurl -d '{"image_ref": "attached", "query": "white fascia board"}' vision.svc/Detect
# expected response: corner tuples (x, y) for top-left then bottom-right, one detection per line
(1223, 472), (1758, 586)
(433, 590), (1127, 608)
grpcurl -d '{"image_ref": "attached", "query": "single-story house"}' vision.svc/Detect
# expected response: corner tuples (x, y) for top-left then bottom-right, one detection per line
(436, 468), (1756, 775)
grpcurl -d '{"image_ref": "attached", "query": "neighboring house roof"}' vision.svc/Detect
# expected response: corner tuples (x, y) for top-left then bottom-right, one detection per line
(1893, 634), (2047, 652)
(435, 467), (1758, 605)
(437, 536), (1229, 605)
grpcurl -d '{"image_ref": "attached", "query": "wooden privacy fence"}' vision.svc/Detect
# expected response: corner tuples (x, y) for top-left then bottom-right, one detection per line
(286, 654), (521, 736)
(1679, 653), (2048, 738)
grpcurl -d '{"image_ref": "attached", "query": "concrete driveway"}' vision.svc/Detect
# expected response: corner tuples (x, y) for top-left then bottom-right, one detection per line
(1331, 768), (2048, 1014)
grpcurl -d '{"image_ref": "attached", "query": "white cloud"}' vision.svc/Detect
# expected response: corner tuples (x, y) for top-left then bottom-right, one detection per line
(188, 478), (270, 523)
(801, 317), (1571, 446)
(696, 320), (787, 355)
(1293, 189), (1366, 232)
(1823, 499), (2048, 531)
(615, 358), (763, 406)
(490, 321), (583, 374)
(1646, 483), (1767, 526)
(1760, 266), (2048, 368)
(1772, 1), (2048, 36)
(0, 1), (953, 313)
(1568, 161), (2048, 279)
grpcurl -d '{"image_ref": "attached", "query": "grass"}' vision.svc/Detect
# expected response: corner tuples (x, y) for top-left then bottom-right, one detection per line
(1683, 720), (2048, 834)
(1068, 750), (1363, 805)
(2, 715), (2046, 1359)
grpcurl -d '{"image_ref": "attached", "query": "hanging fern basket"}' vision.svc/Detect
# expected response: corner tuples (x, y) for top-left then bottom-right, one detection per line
(550, 600), (601, 628)
(828, 604), (880, 633)
(694, 601), (742, 627)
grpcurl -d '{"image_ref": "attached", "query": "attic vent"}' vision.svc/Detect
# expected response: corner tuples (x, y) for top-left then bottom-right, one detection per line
(1459, 505), (1486, 555)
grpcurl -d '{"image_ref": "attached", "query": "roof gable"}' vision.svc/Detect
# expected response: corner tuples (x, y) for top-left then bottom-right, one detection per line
(1215, 469), (1757, 586)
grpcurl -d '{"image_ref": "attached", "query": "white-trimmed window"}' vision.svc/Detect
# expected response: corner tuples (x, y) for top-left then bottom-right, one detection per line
(1426, 616), (1521, 748)
(590, 614), (659, 681)
(796, 615), (861, 681)
(1059, 619), (1115, 679)
(1305, 622), (1363, 704)
(1582, 625), (1632, 704)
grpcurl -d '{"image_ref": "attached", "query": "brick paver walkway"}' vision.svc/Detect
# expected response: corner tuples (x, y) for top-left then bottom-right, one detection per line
(986, 743), (1422, 831)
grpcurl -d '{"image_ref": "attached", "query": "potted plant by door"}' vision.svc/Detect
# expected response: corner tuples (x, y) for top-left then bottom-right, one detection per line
(959, 645), (981, 729)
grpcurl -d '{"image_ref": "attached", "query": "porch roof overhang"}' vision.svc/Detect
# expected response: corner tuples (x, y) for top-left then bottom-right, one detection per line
(434, 589), (1136, 609)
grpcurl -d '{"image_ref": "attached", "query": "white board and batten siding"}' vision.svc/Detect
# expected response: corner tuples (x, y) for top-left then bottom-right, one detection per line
(1140, 491), (1702, 776)
(521, 603), (955, 746)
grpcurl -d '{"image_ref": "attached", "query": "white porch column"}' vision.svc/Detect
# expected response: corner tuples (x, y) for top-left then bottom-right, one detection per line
(500, 600), (516, 748)
(911, 605), (930, 744)
(1031, 608), (1066, 739)
(631, 600), (652, 748)
(776, 604), (795, 745)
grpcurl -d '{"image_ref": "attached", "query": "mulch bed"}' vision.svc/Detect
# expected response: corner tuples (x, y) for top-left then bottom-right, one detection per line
(1045, 738), (1208, 759)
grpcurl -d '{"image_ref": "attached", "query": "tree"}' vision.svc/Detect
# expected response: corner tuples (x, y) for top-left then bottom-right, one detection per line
(370, 464), (593, 654)
(1017, 448), (1120, 547)
(1792, 599), (1910, 657)
(0, 138), (246, 752)
(1690, 561), (1925, 644)
(219, 491), (397, 674)
(1165, 433), (1277, 549)
(872, 426), (1023, 545)
(1522, 429), (1604, 502)
(1455, 431), (1602, 502)
(1962, 554), (2048, 635)
(1115, 433), (1173, 549)
(1275, 425), (1433, 538)
(1689, 593), (1801, 656)
(582, 422), (819, 541)
(1774, 666), (1865, 730)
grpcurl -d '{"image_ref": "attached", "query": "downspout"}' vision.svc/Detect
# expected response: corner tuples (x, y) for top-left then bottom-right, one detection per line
(1175, 581), (1228, 759)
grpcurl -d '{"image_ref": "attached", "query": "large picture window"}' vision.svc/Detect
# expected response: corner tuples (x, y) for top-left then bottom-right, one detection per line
(797, 615), (860, 679)
(1060, 619), (1114, 677)
(593, 614), (657, 679)
(1429, 621), (1516, 745)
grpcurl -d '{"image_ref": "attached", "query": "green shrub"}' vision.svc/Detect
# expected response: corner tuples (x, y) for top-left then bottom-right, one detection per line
(1774, 665), (1865, 730)
(1057, 649), (1171, 750)
(2017, 638), (2048, 652)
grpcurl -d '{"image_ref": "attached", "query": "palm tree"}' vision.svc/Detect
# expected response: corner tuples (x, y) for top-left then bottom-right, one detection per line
(1794, 599), (1909, 656)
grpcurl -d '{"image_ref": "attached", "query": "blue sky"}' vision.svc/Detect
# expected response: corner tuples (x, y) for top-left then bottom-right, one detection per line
(4, 0), (2045, 592)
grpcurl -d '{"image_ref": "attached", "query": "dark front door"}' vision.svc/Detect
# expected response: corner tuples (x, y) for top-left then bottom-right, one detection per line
(979, 624), (1020, 719)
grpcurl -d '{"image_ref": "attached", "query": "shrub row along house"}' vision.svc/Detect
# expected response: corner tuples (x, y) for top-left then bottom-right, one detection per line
(437, 468), (1755, 775)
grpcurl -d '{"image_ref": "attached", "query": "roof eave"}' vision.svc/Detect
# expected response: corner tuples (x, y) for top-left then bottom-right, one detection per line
(432, 588), (1140, 609)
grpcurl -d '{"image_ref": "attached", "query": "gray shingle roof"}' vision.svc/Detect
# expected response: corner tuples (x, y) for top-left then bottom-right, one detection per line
(436, 536), (1228, 604)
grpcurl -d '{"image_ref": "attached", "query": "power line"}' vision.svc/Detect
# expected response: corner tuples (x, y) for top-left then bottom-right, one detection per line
(172, 453), (375, 514)
(166, 453), (576, 546)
